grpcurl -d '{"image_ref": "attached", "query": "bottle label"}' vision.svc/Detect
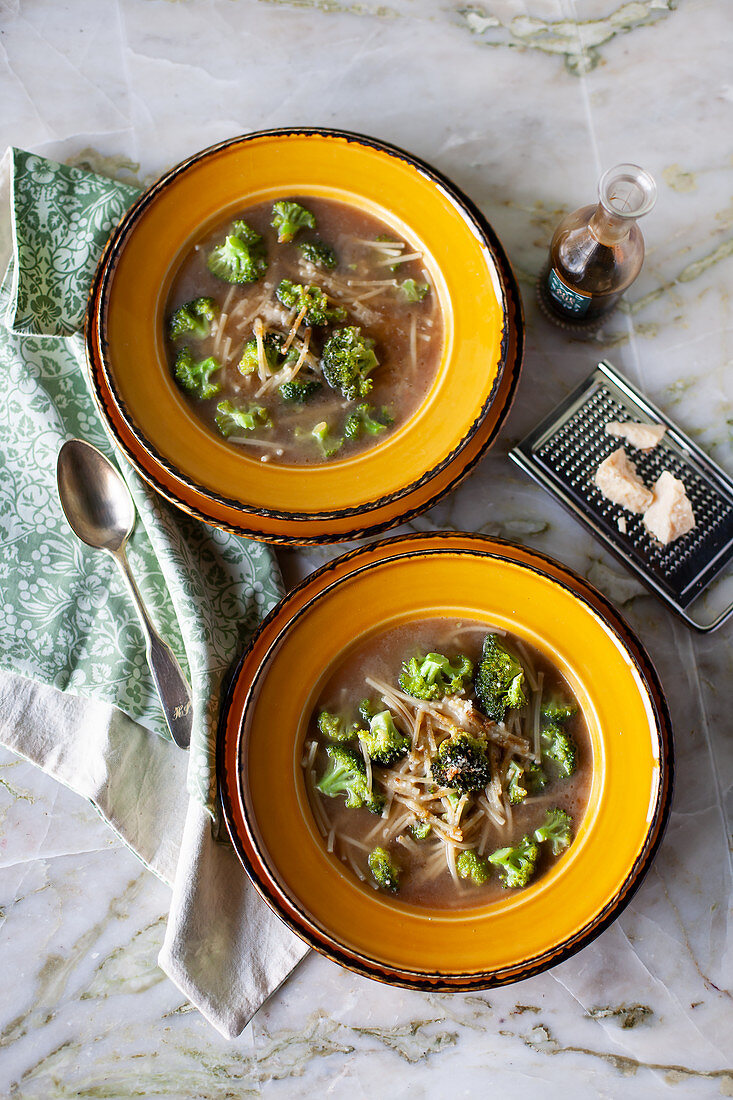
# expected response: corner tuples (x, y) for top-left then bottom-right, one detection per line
(547, 268), (591, 316)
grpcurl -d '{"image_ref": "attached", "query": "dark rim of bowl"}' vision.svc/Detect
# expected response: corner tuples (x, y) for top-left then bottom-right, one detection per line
(217, 531), (674, 991)
(86, 127), (516, 524)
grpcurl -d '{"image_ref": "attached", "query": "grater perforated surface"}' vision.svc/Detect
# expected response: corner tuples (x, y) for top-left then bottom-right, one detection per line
(510, 361), (733, 631)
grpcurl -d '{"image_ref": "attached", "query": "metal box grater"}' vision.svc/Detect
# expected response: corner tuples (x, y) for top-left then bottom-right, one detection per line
(509, 360), (733, 633)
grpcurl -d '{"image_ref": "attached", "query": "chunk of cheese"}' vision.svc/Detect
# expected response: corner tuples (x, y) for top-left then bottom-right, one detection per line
(605, 420), (666, 451)
(642, 471), (696, 545)
(594, 448), (653, 513)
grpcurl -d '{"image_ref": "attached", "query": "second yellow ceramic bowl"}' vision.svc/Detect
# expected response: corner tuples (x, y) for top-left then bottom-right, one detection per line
(218, 533), (673, 988)
(88, 130), (514, 537)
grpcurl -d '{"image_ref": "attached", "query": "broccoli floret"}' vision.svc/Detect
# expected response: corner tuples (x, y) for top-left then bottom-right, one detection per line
(168, 297), (218, 340)
(432, 732), (490, 794)
(317, 710), (358, 744)
(488, 834), (539, 889)
(271, 200), (316, 243)
(298, 239), (337, 269)
(526, 761), (547, 794)
(358, 699), (379, 724)
(399, 652), (474, 702)
(399, 658), (438, 700)
(316, 746), (383, 813)
(539, 691), (577, 778)
(215, 400), (271, 437)
(310, 420), (343, 459)
(456, 849), (491, 885)
(343, 403), (394, 440)
(506, 759), (528, 805)
(238, 341), (258, 377)
(238, 332), (283, 376)
(541, 723), (577, 778)
(276, 279), (346, 326)
(541, 695), (578, 724)
(278, 378), (322, 403)
(474, 634), (528, 723)
(174, 348), (221, 400)
(367, 846), (400, 892)
(359, 710), (410, 767)
(343, 414), (359, 440)
(207, 220), (267, 284)
(232, 219), (262, 245)
(399, 279), (430, 303)
(409, 820), (431, 840)
(320, 326), (379, 401)
(534, 807), (573, 855)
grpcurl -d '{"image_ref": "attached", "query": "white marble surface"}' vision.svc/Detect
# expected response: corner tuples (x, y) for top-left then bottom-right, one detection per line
(1, 0), (732, 1095)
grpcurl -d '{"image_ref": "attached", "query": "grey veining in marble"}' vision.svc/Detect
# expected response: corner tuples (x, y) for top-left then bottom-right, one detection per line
(1, 0), (731, 1095)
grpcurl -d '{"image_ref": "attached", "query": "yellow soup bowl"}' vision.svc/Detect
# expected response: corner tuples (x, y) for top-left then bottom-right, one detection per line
(219, 533), (673, 988)
(87, 129), (517, 543)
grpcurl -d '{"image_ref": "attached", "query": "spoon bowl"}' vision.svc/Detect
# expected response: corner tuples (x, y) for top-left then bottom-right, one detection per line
(57, 439), (135, 552)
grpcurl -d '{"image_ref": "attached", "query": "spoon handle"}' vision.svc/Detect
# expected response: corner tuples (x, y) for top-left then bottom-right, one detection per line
(115, 550), (193, 750)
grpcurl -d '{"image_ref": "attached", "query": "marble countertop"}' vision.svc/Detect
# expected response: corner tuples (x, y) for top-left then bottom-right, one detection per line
(1, 0), (731, 1095)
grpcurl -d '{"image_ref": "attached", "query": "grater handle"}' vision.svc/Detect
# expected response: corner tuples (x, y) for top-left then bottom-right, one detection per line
(677, 601), (733, 634)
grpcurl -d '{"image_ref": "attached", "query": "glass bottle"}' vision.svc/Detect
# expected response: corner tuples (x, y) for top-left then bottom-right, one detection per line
(537, 164), (656, 328)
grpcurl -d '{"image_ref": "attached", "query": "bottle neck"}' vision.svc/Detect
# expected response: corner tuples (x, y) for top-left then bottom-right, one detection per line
(590, 163), (656, 246)
(589, 202), (634, 246)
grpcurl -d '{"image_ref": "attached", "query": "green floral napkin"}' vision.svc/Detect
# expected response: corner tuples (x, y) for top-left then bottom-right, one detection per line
(0, 149), (309, 1036)
(0, 148), (284, 813)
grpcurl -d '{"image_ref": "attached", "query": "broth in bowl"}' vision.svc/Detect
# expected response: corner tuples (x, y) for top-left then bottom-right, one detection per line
(166, 197), (443, 465)
(304, 618), (591, 909)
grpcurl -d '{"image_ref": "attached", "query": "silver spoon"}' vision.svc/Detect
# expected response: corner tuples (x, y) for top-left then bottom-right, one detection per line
(57, 439), (192, 750)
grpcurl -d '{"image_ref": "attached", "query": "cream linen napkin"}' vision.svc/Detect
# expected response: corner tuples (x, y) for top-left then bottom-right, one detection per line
(0, 148), (308, 1037)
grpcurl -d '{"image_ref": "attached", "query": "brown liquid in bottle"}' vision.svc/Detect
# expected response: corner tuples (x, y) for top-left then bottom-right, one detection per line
(538, 164), (656, 329)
